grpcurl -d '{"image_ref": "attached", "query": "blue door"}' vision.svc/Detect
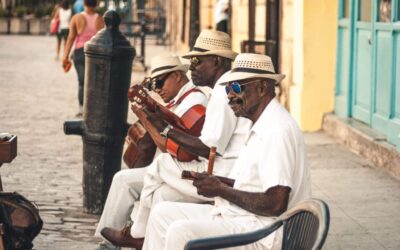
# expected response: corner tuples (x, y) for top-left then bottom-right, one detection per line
(352, 0), (372, 124)
(335, 0), (400, 150)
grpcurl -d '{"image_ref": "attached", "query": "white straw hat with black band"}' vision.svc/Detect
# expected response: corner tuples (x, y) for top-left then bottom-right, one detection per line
(218, 53), (286, 85)
(182, 30), (238, 60)
(150, 55), (189, 79)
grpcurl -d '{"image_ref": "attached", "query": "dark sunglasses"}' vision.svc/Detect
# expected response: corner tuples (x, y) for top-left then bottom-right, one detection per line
(151, 72), (171, 90)
(190, 57), (201, 67)
(225, 79), (260, 94)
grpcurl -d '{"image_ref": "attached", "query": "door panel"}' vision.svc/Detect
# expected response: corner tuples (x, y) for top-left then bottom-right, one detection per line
(353, 27), (372, 124)
(372, 30), (392, 131)
(387, 33), (400, 150)
(335, 27), (351, 117)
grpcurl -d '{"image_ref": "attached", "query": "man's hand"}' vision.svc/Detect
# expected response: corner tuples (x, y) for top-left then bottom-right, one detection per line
(142, 107), (168, 132)
(62, 58), (72, 73)
(192, 172), (224, 198)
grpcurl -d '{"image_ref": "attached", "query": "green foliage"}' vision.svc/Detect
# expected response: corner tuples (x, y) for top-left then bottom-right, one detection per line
(14, 6), (28, 18)
(44, 4), (54, 16)
(0, 8), (7, 18)
(33, 5), (49, 18)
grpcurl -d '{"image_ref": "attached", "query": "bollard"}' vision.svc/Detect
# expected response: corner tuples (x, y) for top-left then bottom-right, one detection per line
(64, 10), (136, 214)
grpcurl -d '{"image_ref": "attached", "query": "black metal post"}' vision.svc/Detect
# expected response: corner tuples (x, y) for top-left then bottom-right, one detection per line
(189, 0), (200, 49)
(266, 0), (280, 72)
(248, 0), (256, 52)
(64, 11), (135, 214)
(6, 0), (11, 34)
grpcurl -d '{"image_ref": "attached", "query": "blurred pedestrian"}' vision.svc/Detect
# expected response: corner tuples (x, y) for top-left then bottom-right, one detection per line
(50, 3), (60, 59)
(53, 0), (71, 61)
(62, 0), (104, 117)
(214, 0), (229, 33)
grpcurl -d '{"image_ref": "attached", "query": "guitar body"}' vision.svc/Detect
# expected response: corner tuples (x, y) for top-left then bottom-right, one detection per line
(166, 104), (206, 162)
(123, 122), (157, 168)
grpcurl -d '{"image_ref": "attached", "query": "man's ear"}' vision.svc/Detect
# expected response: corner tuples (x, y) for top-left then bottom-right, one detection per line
(175, 71), (184, 82)
(258, 80), (268, 96)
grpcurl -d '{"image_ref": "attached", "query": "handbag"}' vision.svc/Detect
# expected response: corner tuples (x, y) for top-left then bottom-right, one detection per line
(50, 18), (59, 34)
(0, 192), (43, 250)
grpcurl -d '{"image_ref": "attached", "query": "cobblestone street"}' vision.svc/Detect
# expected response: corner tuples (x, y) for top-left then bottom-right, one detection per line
(1, 35), (400, 250)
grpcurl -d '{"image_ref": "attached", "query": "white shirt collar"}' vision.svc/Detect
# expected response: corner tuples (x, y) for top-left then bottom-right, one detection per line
(244, 98), (280, 142)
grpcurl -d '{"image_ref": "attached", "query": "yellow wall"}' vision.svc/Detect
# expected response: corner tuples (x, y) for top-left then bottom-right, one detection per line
(290, 0), (338, 131)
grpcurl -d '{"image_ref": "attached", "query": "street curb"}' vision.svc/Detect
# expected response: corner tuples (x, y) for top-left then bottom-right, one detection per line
(322, 113), (400, 179)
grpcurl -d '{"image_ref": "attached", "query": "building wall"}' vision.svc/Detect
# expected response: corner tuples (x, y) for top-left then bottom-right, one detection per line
(289, 0), (338, 131)
(230, 0), (266, 53)
(168, 0), (338, 131)
(280, 0), (294, 111)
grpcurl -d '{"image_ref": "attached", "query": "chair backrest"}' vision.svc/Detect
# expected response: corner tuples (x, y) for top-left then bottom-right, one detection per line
(280, 199), (330, 250)
(183, 199), (330, 250)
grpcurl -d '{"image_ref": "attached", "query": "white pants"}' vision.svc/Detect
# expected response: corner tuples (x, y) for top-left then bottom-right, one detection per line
(130, 153), (215, 238)
(94, 167), (148, 237)
(142, 201), (282, 250)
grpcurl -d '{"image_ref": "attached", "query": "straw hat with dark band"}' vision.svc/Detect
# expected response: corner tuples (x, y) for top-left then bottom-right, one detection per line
(183, 30), (238, 60)
(150, 55), (189, 79)
(218, 53), (286, 85)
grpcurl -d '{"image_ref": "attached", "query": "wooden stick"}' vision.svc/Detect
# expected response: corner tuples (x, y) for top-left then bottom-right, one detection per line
(207, 146), (216, 175)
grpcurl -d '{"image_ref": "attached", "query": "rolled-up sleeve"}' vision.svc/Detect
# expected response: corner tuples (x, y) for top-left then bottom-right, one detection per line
(199, 85), (237, 155)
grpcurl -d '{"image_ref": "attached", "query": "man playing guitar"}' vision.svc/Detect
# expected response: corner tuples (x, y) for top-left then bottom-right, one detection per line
(95, 55), (208, 250)
(100, 30), (252, 249)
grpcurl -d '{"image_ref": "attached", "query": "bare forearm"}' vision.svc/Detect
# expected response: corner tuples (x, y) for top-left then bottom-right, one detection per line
(168, 128), (210, 159)
(217, 186), (290, 217)
(63, 17), (77, 60)
(63, 37), (74, 59)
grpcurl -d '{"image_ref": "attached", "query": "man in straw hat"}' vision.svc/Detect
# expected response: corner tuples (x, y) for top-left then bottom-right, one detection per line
(141, 53), (311, 250)
(94, 55), (208, 250)
(101, 30), (252, 249)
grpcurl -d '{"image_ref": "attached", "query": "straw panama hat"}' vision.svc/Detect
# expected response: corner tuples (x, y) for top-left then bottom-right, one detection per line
(218, 53), (286, 85)
(182, 30), (238, 60)
(150, 55), (189, 79)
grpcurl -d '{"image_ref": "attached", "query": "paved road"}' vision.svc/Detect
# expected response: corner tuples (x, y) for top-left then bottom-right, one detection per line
(1, 35), (399, 249)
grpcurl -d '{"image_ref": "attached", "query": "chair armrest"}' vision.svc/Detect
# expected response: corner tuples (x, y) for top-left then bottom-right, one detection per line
(184, 220), (282, 250)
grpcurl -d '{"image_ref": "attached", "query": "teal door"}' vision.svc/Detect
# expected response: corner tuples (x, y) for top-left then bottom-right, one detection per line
(335, 0), (400, 150)
(352, 0), (372, 124)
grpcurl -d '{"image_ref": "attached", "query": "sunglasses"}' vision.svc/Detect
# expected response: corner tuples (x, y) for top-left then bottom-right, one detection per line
(151, 72), (171, 90)
(190, 56), (216, 68)
(190, 57), (201, 67)
(225, 79), (260, 94)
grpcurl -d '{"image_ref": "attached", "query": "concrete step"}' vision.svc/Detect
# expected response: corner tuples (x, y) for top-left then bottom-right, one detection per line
(322, 113), (400, 179)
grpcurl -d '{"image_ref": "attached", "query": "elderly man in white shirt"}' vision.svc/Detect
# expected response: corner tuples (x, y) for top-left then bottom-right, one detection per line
(94, 55), (208, 250)
(142, 53), (312, 250)
(100, 30), (252, 249)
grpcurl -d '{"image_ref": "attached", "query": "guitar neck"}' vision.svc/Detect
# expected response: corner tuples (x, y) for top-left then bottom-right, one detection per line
(146, 97), (186, 130)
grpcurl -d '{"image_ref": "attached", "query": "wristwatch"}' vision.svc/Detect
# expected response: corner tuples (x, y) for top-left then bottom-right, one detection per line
(160, 125), (173, 138)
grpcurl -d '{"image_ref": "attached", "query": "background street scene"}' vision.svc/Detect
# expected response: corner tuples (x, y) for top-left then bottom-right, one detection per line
(1, 35), (399, 249)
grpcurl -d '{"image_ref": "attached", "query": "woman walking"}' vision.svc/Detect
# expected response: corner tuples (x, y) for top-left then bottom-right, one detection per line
(62, 0), (104, 116)
(54, 0), (72, 60)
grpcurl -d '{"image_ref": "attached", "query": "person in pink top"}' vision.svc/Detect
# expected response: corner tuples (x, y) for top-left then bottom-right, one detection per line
(62, 0), (104, 116)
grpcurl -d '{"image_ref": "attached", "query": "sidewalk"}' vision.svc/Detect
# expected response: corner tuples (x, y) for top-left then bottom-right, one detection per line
(0, 35), (399, 250)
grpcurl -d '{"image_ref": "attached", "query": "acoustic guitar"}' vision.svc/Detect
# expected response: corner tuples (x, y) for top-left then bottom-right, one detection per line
(128, 84), (206, 162)
(123, 79), (163, 168)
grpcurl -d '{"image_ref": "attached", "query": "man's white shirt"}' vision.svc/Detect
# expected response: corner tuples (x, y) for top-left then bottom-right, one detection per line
(213, 98), (312, 218)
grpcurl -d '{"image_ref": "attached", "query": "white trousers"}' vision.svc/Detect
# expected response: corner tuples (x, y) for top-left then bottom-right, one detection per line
(94, 167), (148, 237)
(142, 201), (282, 250)
(130, 153), (214, 238)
